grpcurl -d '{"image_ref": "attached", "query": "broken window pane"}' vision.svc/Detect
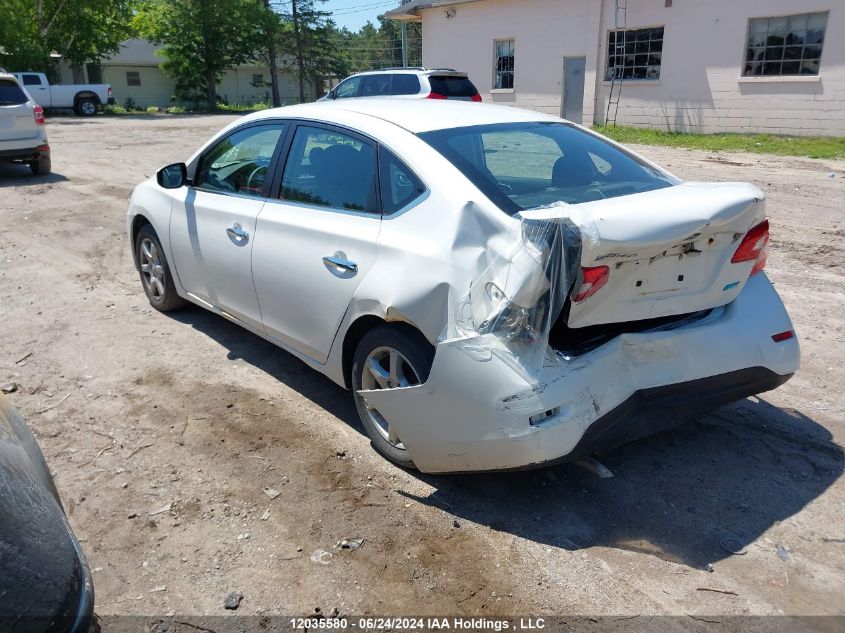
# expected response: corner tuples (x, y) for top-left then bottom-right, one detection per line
(605, 26), (663, 81)
(743, 12), (827, 76)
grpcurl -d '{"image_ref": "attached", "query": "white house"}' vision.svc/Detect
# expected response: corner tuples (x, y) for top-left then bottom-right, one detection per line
(59, 39), (310, 108)
(388, 0), (845, 136)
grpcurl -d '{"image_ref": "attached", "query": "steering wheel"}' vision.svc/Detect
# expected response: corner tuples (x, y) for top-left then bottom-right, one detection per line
(243, 164), (268, 193)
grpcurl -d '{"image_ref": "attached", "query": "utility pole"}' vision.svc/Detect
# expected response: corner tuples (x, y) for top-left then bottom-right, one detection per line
(264, 0), (281, 107)
(401, 21), (408, 67)
(291, 0), (307, 103)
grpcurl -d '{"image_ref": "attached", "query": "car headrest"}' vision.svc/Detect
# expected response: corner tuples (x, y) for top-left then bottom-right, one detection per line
(552, 152), (597, 188)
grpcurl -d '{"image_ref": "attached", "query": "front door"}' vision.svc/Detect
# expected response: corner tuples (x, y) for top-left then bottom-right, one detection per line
(562, 56), (586, 123)
(168, 122), (287, 329)
(252, 123), (382, 363)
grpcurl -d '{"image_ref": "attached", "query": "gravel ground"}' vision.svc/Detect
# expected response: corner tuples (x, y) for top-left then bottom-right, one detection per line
(0, 114), (843, 623)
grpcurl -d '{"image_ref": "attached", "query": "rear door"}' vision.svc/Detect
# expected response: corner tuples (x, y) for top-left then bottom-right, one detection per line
(0, 78), (37, 145)
(252, 123), (382, 363)
(360, 74), (392, 98)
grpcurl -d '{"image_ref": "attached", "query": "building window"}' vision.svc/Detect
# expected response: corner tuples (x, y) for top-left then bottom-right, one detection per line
(251, 73), (265, 86)
(493, 39), (514, 89)
(126, 71), (141, 87)
(744, 12), (827, 76)
(605, 26), (663, 80)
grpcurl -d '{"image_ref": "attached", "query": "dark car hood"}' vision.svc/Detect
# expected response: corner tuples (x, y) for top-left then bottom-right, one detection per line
(0, 395), (93, 633)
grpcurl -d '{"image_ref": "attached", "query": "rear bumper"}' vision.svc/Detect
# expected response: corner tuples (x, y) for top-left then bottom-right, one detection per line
(0, 145), (49, 163)
(564, 366), (791, 463)
(361, 273), (800, 473)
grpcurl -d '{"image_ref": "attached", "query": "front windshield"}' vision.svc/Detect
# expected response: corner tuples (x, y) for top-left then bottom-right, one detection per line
(419, 121), (676, 215)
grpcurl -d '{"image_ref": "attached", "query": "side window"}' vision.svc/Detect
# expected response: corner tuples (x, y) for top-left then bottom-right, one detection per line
(361, 74), (392, 97)
(195, 124), (286, 197)
(22, 74), (41, 86)
(391, 74), (421, 96)
(379, 149), (425, 214)
(281, 125), (378, 213)
(334, 77), (361, 99)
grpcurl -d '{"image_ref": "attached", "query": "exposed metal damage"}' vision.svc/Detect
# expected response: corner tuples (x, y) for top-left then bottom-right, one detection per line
(360, 182), (799, 474)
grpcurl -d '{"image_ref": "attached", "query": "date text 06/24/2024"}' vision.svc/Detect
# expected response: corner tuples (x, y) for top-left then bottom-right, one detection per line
(287, 617), (546, 630)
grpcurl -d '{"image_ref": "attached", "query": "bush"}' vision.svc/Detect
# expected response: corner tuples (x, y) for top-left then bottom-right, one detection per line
(146, 105), (162, 113)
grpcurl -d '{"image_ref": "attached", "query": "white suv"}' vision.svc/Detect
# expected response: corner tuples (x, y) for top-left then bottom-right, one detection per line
(323, 68), (481, 102)
(0, 71), (50, 175)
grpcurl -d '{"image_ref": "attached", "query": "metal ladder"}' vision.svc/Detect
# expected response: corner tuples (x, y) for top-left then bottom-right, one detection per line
(605, 0), (628, 127)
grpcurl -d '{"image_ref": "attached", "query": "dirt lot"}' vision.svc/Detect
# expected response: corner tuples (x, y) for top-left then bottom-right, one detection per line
(1, 114), (843, 622)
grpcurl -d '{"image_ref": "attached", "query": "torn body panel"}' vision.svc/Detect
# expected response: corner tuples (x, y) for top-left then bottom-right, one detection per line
(522, 182), (768, 328)
(361, 273), (798, 473)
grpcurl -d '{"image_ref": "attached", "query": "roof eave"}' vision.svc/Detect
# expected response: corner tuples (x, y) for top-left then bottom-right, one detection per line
(385, 0), (485, 21)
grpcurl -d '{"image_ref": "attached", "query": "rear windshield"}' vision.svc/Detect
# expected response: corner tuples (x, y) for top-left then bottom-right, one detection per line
(0, 79), (28, 106)
(428, 75), (478, 98)
(419, 121), (675, 214)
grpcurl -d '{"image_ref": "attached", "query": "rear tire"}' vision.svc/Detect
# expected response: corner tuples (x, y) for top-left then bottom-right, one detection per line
(135, 224), (187, 312)
(351, 325), (434, 469)
(75, 98), (97, 116)
(28, 154), (51, 176)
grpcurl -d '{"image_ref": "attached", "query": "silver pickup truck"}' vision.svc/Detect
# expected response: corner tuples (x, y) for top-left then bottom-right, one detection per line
(12, 71), (113, 116)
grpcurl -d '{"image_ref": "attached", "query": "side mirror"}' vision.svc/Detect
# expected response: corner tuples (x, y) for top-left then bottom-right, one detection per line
(157, 162), (187, 189)
(328, 89), (337, 100)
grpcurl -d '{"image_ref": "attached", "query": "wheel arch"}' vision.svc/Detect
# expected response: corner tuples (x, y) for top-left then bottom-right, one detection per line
(130, 214), (153, 268)
(340, 314), (433, 389)
(73, 91), (101, 106)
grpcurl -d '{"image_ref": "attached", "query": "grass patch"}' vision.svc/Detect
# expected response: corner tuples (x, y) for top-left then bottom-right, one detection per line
(102, 102), (276, 116)
(593, 125), (845, 160)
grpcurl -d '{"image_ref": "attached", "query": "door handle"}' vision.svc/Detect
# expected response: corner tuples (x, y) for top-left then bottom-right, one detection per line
(226, 223), (249, 242)
(322, 254), (358, 272)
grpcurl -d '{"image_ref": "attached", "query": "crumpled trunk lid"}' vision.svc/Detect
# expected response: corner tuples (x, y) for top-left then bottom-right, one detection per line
(523, 182), (767, 329)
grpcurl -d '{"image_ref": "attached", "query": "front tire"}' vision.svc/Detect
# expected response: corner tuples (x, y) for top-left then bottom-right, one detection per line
(351, 325), (434, 469)
(135, 225), (187, 312)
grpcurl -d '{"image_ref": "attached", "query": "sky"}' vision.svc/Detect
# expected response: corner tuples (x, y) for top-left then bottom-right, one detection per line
(320, 0), (401, 32)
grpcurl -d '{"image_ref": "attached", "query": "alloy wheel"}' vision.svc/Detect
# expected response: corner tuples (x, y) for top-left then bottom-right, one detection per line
(359, 346), (422, 449)
(139, 237), (166, 300)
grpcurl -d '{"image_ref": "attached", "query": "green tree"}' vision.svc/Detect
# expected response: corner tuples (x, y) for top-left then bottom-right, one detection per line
(328, 15), (422, 77)
(135, 0), (268, 110)
(277, 0), (348, 103)
(0, 0), (135, 74)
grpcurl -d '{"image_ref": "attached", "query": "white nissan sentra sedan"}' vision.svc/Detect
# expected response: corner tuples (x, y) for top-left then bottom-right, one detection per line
(127, 100), (799, 473)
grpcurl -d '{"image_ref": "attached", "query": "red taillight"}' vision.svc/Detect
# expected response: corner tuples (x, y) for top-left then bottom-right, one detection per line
(426, 92), (447, 100)
(471, 93), (482, 102)
(573, 266), (610, 303)
(33, 104), (45, 125)
(732, 218), (769, 275)
(772, 330), (794, 342)
(108, 86), (113, 97)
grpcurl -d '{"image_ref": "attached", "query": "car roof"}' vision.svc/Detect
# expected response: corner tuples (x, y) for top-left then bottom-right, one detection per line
(244, 99), (561, 134)
(350, 67), (464, 76)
